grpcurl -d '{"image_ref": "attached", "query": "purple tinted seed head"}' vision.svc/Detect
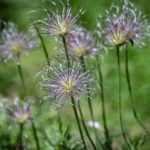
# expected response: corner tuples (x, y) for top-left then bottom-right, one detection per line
(8, 102), (32, 124)
(0, 97), (32, 124)
(97, 0), (149, 47)
(39, 7), (78, 36)
(38, 61), (93, 107)
(66, 27), (98, 58)
(0, 22), (37, 61)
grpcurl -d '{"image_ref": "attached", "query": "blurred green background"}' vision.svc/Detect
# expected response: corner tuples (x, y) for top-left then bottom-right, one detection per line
(0, 0), (150, 149)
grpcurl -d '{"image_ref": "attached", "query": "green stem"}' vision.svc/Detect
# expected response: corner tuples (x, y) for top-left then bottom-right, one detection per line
(78, 101), (97, 150)
(71, 96), (87, 150)
(61, 36), (70, 68)
(96, 55), (112, 150)
(80, 56), (94, 120)
(116, 46), (131, 149)
(34, 25), (50, 66)
(57, 111), (63, 134)
(125, 45), (150, 135)
(16, 58), (26, 91)
(80, 56), (97, 138)
(31, 121), (40, 150)
(18, 123), (24, 150)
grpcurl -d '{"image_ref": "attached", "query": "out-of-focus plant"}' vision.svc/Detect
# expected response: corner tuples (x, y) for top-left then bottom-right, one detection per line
(0, 97), (40, 150)
(0, 22), (38, 91)
(66, 27), (98, 59)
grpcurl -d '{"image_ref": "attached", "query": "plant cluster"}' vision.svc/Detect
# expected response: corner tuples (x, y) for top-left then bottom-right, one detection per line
(0, 0), (149, 150)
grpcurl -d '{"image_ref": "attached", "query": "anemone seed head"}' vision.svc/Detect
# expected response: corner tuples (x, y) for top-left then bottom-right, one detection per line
(0, 97), (32, 124)
(66, 27), (98, 58)
(38, 61), (93, 107)
(97, 0), (149, 47)
(40, 7), (77, 36)
(9, 102), (32, 124)
(0, 22), (37, 61)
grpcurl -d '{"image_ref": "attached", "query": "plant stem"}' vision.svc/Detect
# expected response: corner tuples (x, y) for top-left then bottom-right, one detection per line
(31, 121), (40, 150)
(34, 25), (50, 66)
(80, 56), (97, 138)
(125, 45), (150, 135)
(78, 101), (97, 150)
(71, 96), (87, 150)
(96, 55), (112, 150)
(19, 123), (24, 150)
(116, 46), (131, 149)
(61, 35), (70, 68)
(16, 57), (26, 91)
(80, 56), (94, 120)
(57, 111), (63, 134)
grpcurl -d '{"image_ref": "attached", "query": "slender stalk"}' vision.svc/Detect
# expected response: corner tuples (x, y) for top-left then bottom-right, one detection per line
(16, 57), (26, 90)
(96, 55), (112, 150)
(18, 123), (24, 150)
(31, 121), (40, 150)
(116, 46), (131, 149)
(78, 101), (97, 150)
(61, 35), (70, 68)
(125, 45), (150, 135)
(80, 56), (94, 120)
(57, 111), (63, 134)
(71, 96), (87, 150)
(80, 56), (97, 138)
(34, 25), (50, 66)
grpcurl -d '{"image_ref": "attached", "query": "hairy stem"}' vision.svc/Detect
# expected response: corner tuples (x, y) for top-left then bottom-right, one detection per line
(16, 57), (26, 91)
(31, 121), (40, 150)
(125, 45), (149, 135)
(116, 46), (131, 149)
(71, 96), (87, 150)
(80, 56), (96, 133)
(61, 36), (70, 68)
(78, 101), (97, 150)
(18, 123), (24, 150)
(57, 111), (63, 134)
(96, 55), (112, 150)
(34, 25), (50, 66)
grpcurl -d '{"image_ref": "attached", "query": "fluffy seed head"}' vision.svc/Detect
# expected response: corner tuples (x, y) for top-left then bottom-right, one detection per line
(40, 8), (77, 36)
(0, 22), (37, 61)
(97, 0), (149, 47)
(8, 102), (32, 124)
(0, 97), (32, 124)
(38, 61), (93, 107)
(66, 27), (98, 58)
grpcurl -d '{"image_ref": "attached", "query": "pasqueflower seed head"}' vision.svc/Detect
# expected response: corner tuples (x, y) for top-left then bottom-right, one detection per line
(0, 22), (37, 61)
(1, 97), (32, 124)
(97, 0), (149, 47)
(38, 62), (93, 107)
(8, 102), (32, 124)
(66, 27), (98, 58)
(40, 7), (77, 36)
